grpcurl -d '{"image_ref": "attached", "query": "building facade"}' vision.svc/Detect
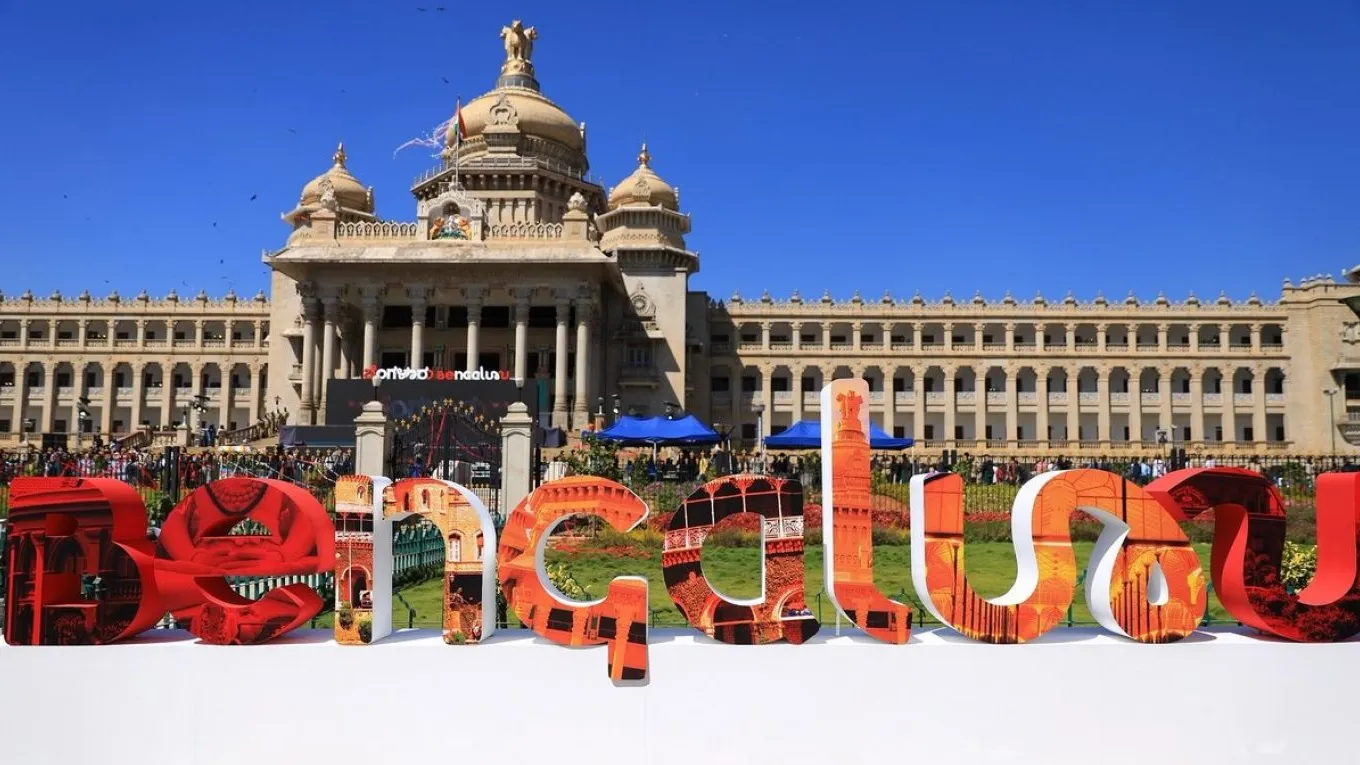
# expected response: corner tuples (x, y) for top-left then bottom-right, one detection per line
(4, 19), (1360, 455)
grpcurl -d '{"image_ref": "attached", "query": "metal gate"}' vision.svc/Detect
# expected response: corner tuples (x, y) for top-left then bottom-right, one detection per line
(387, 400), (503, 516)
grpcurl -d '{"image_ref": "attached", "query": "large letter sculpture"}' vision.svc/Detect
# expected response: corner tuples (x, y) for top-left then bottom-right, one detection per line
(910, 470), (1078, 643)
(497, 475), (650, 683)
(662, 476), (819, 644)
(2, 477), (163, 645)
(381, 478), (498, 644)
(1148, 467), (1360, 642)
(333, 475), (394, 645)
(154, 477), (336, 644)
(1045, 469), (1206, 642)
(819, 378), (914, 643)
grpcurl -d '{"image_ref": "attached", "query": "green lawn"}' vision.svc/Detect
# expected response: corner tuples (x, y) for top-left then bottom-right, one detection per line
(322, 542), (1233, 630)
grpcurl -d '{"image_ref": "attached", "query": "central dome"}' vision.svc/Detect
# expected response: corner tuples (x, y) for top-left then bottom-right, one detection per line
(455, 87), (582, 152)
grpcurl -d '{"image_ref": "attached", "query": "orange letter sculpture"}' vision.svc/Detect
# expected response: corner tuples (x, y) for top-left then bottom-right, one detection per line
(154, 477), (336, 644)
(910, 470), (1078, 643)
(497, 475), (650, 683)
(2, 477), (163, 645)
(662, 476), (819, 644)
(819, 378), (913, 643)
(1148, 467), (1360, 642)
(1047, 469), (1205, 642)
(381, 477), (498, 644)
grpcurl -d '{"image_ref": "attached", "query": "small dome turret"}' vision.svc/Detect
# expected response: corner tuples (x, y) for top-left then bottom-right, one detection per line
(607, 144), (678, 211)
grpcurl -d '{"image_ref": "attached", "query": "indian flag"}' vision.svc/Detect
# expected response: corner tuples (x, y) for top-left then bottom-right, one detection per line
(447, 99), (467, 146)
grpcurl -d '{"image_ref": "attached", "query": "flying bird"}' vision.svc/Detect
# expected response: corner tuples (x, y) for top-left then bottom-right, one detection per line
(288, 128), (297, 134)
(441, 76), (449, 84)
(249, 194), (257, 201)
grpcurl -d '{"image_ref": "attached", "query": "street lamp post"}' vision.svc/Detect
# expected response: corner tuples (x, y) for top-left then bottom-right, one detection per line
(1325, 388), (1338, 455)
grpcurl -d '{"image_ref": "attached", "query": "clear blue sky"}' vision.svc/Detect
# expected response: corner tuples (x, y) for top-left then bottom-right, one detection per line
(1, 0), (1358, 303)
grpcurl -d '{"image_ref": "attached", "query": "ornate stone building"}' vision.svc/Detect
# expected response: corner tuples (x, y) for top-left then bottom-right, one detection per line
(3, 19), (1360, 455)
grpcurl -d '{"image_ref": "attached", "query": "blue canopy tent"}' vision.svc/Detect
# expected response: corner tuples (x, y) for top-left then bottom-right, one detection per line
(764, 419), (914, 450)
(591, 414), (721, 448)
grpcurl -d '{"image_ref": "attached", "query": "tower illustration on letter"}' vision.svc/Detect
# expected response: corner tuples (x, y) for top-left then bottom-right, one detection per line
(819, 377), (913, 643)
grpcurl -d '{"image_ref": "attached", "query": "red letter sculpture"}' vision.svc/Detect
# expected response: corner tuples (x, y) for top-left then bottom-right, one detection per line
(3, 477), (162, 645)
(662, 476), (818, 644)
(1148, 467), (1360, 642)
(497, 475), (650, 683)
(819, 378), (914, 643)
(154, 477), (336, 644)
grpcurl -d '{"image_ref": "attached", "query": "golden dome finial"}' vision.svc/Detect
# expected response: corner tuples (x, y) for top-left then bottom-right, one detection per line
(333, 142), (347, 167)
(638, 142), (650, 167)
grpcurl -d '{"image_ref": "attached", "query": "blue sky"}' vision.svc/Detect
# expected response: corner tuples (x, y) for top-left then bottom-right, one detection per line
(1, 0), (1357, 303)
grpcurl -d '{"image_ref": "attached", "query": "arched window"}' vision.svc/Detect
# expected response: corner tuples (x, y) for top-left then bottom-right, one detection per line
(448, 532), (463, 563)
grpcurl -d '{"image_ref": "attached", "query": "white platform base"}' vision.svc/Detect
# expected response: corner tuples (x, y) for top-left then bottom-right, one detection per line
(2, 627), (1355, 765)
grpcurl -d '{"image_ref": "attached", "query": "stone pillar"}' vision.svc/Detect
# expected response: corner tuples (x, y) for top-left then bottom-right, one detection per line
(1095, 368), (1110, 443)
(1065, 323), (1076, 354)
(13, 367), (28, 440)
(791, 366), (804, 423)
(41, 362), (56, 432)
(1129, 369), (1144, 445)
(101, 368), (115, 434)
(942, 366), (956, 445)
(513, 289), (530, 383)
(1158, 323), (1170, 353)
(465, 287), (484, 373)
(71, 364), (87, 438)
(220, 373), (233, 429)
(883, 365), (896, 436)
(761, 366), (774, 436)
(761, 322), (771, 351)
(300, 297), (318, 423)
(248, 364), (262, 424)
(974, 371), (987, 444)
(354, 400), (390, 476)
(1004, 369), (1018, 443)
(913, 370), (926, 442)
(1066, 366), (1080, 443)
(1004, 322), (1015, 353)
(19, 319), (29, 351)
(1223, 369), (1239, 443)
(1252, 366), (1267, 443)
(572, 301), (591, 429)
(500, 401), (535, 520)
(361, 295), (378, 371)
(1250, 323), (1262, 353)
(130, 363), (144, 430)
(552, 297), (570, 429)
(409, 286), (429, 368)
(851, 322), (862, 352)
(1160, 368), (1174, 442)
(1189, 370), (1204, 443)
(1096, 323), (1108, 353)
(1218, 323), (1230, 349)
(791, 322), (802, 351)
(320, 299), (338, 414)
(1037, 369), (1050, 444)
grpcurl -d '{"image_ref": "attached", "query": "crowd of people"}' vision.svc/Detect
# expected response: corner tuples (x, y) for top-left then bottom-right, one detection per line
(0, 443), (354, 492)
(597, 444), (1348, 494)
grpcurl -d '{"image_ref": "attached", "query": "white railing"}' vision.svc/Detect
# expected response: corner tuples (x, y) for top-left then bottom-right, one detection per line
(986, 392), (1007, 405)
(1172, 392), (1191, 404)
(1203, 393), (1223, 405)
(1110, 392), (1129, 404)
(1141, 392), (1160, 404)
(1049, 392), (1068, 404)
(894, 392), (915, 405)
(955, 391), (976, 404)
(869, 391), (885, 403)
(1017, 391), (1037, 404)
(926, 392), (946, 404)
(1234, 393), (1254, 405)
(1266, 393), (1285, 403)
(1078, 391), (1099, 404)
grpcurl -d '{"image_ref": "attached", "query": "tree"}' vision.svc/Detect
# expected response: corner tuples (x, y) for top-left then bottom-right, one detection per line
(563, 435), (623, 481)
